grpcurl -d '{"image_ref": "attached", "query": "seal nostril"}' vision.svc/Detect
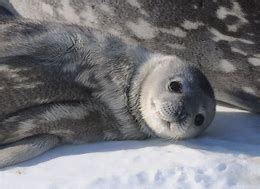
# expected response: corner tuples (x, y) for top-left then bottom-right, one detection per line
(194, 114), (204, 126)
(168, 81), (182, 93)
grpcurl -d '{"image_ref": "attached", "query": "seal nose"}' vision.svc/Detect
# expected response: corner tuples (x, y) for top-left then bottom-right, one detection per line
(194, 114), (204, 126)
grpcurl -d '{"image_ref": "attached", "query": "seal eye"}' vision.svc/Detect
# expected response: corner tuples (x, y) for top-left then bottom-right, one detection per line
(194, 114), (204, 126)
(168, 81), (182, 93)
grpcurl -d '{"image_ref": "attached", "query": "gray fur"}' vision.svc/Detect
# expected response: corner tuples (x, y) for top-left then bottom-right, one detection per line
(0, 135), (60, 168)
(0, 18), (215, 168)
(1, 0), (258, 112)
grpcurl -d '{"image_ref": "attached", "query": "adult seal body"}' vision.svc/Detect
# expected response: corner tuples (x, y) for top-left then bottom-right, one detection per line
(0, 18), (215, 168)
(1, 0), (258, 112)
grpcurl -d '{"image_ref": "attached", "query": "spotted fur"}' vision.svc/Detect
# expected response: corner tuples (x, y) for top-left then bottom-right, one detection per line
(0, 18), (217, 168)
(0, 16), (218, 168)
(1, 0), (258, 112)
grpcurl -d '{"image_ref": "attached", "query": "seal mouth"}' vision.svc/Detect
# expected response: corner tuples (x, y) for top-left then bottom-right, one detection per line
(152, 100), (188, 124)
(155, 109), (189, 126)
(154, 110), (191, 134)
(174, 110), (188, 123)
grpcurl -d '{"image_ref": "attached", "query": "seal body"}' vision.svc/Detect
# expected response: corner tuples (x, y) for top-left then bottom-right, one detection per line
(0, 18), (215, 168)
(1, 0), (258, 112)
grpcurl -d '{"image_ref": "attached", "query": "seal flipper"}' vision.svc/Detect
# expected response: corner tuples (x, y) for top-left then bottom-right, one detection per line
(0, 101), (122, 167)
(0, 134), (60, 168)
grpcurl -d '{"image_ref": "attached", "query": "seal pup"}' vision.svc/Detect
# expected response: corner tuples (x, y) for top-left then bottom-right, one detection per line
(0, 18), (215, 168)
(1, 0), (258, 113)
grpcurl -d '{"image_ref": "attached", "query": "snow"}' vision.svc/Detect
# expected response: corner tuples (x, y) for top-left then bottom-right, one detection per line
(0, 106), (260, 189)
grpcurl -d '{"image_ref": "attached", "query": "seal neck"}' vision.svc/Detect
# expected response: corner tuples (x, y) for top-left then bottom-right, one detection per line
(127, 52), (175, 137)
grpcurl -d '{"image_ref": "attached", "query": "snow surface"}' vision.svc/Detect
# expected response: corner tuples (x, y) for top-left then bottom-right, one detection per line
(0, 106), (260, 189)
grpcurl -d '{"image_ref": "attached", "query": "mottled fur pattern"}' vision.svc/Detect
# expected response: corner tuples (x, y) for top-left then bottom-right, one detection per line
(1, 0), (258, 112)
(0, 18), (147, 168)
(0, 18), (216, 168)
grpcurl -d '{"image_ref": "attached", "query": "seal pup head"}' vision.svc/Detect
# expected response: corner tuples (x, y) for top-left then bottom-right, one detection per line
(130, 54), (216, 140)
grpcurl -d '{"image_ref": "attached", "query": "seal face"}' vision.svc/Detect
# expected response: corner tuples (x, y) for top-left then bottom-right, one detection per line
(139, 57), (216, 139)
